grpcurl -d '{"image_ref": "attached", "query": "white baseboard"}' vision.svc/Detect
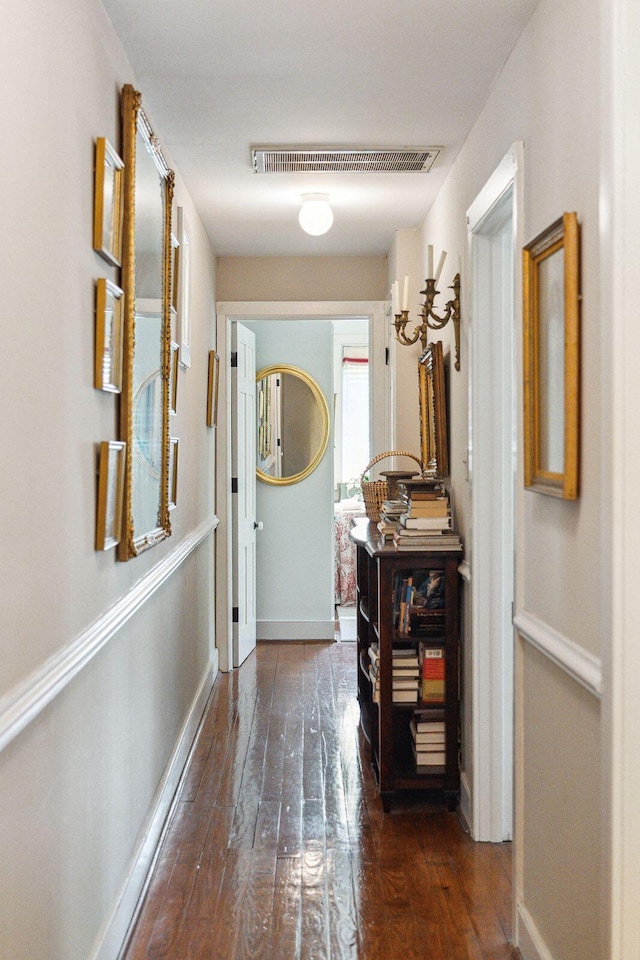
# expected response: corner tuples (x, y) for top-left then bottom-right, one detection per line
(257, 620), (335, 641)
(91, 660), (218, 960)
(516, 901), (555, 960)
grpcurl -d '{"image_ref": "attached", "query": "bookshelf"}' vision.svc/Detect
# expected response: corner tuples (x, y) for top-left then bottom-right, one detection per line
(351, 519), (462, 812)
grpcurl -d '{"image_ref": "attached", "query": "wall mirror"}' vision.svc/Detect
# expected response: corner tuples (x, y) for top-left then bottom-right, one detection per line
(256, 364), (330, 485)
(523, 212), (579, 499)
(119, 84), (175, 560)
(418, 340), (449, 478)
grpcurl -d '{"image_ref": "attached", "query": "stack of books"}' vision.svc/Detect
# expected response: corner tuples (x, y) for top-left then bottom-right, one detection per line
(368, 644), (420, 704)
(420, 644), (446, 704)
(410, 709), (446, 771)
(377, 499), (406, 543)
(392, 480), (461, 552)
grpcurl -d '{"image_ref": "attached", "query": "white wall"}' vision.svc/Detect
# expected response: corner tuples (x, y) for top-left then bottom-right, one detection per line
(0, 0), (218, 956)
(245, 320), (334, 639)
(400, 0), (603, 956)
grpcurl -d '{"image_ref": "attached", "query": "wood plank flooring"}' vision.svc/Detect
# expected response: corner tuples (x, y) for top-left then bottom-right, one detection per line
(121, 641), (514, 960)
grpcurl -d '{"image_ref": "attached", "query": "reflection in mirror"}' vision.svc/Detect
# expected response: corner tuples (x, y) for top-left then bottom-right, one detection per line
(256, 365), (330, 485)
(119, 85), (174, 559)
(418, 341), (449, 478)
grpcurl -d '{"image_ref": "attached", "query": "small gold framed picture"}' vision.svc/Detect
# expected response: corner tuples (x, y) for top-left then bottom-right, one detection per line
(169, 437), (179, 510)
(96, 440), (126, 551)
(95, 278), (124, 393)
(207, 350), (220, 427)
(93, 138), (124, 267)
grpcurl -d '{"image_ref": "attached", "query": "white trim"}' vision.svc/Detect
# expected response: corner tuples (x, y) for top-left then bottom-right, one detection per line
(466, 141), (523, 843)
(516, 901), (555, 960)
(0, 516), (219, 754)
(91, 663), (217, 960)
(602, 0), (640, 955)
(458, 559), (471, 583)
(257, 620), (335, 641)
(216, 301), (387, 674)
(514, 609), (602, 699)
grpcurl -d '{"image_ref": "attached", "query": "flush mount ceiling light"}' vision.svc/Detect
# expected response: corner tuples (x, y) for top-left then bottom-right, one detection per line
(298, 194), (333, 236)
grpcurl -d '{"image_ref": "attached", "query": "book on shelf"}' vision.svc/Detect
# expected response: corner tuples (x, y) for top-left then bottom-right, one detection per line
(420, 646), (445, 703)
(403, 498), (450, 518)
(413, 745), (446, 767)
(392, 678), (419, 690)
(413, 708), (445, 731)
(399, 515), (451, 530)
(409, 717), (445, 742)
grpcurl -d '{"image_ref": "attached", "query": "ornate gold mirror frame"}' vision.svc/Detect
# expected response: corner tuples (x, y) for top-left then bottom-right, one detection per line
(118, 85), (175, 560)
(256, 364), (330, 486)
(418, 340), (449, 478)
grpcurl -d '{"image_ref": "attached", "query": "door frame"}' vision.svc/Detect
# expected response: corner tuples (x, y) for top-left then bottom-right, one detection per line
(466, 142), (523, 842)
(215, 299), (387, 672)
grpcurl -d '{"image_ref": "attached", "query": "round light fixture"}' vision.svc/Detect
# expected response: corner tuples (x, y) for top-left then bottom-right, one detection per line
(298, 193), (333, 236)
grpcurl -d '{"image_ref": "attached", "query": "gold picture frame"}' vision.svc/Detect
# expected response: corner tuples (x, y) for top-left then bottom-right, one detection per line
(523, 212), (580, 499)
(96, 440), (126, 550)
(93, 138), (124, 267)
(169, 437), (179, 510)
(418, 340), (449, 478)
(207, 350), (220, 427)
(95, 278), (124, 393)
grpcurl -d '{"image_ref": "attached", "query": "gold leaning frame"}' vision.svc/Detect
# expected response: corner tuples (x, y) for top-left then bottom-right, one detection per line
(418, 340), (449, 478)
(118, 84), (175, 560)
(523, 212), (580, 499)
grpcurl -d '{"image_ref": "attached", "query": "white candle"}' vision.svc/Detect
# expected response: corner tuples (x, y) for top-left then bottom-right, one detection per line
(434, 250), (447, 286)
(427, 245), (434, 279)
(391, 280), (399, 315)
(458, 254), (462, 277)
(402, 275), (410, 312)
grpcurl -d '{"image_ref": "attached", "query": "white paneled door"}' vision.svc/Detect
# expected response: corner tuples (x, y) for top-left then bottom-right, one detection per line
(232, 322), (257, 667)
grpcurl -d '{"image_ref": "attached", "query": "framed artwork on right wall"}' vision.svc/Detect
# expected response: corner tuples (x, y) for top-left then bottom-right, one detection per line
(523, 211), (580, 499)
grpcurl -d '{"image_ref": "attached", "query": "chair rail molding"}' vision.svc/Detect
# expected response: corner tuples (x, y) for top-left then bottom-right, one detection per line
(514, 607), (602, 698)
(0, 516), (219, 754)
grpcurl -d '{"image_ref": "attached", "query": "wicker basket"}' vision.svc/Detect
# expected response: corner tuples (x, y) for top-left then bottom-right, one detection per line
(360, 451), (423, 522)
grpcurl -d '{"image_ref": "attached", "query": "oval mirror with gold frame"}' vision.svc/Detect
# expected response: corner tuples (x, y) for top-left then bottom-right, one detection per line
(418, 340), (449, 478)
(256, 364), (330, 486)
(118, 85), (175, 560)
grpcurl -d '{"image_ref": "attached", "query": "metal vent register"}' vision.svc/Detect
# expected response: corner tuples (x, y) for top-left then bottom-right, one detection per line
(252, 146), (441, 174)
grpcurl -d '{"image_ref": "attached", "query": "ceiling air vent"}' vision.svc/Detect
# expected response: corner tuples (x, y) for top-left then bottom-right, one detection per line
(251, 146), (441, 174)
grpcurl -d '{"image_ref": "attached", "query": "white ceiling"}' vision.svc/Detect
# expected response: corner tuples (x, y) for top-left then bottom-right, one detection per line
(101, 0), (539, 258)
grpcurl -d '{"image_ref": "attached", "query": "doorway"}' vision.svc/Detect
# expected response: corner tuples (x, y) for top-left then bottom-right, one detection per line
(215, 300), (388, 673)
(466, 143), (523, 841)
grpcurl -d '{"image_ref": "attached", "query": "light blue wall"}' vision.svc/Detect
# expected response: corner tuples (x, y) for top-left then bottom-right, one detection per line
(245, 320), (334, 638)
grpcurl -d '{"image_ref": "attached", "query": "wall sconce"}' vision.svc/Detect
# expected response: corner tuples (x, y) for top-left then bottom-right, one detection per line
(298, 193), (333, 236)
(393, 247), (461, 371)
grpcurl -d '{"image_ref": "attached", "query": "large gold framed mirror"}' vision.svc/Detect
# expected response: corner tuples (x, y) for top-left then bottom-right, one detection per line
(118, 85), (175, 560)
(256, 364), (330, 485)
(418, 340), (449, 478)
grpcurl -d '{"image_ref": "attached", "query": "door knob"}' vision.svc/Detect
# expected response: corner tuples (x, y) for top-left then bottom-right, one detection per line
(254, 521), (264, 531)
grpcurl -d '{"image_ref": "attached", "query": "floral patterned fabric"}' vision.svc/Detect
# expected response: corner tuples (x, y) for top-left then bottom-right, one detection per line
(334, 507), (366, 605)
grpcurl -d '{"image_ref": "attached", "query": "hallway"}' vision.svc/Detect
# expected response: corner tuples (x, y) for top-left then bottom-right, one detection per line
(121, 642), (513, 960)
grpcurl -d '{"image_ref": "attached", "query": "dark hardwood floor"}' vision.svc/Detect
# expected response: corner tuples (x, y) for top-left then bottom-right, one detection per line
(121, 640), (513, 960)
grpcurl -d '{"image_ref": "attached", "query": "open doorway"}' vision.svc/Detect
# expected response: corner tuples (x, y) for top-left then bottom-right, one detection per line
(215, 301), (387, 671)
(332, 320), (369, 641)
